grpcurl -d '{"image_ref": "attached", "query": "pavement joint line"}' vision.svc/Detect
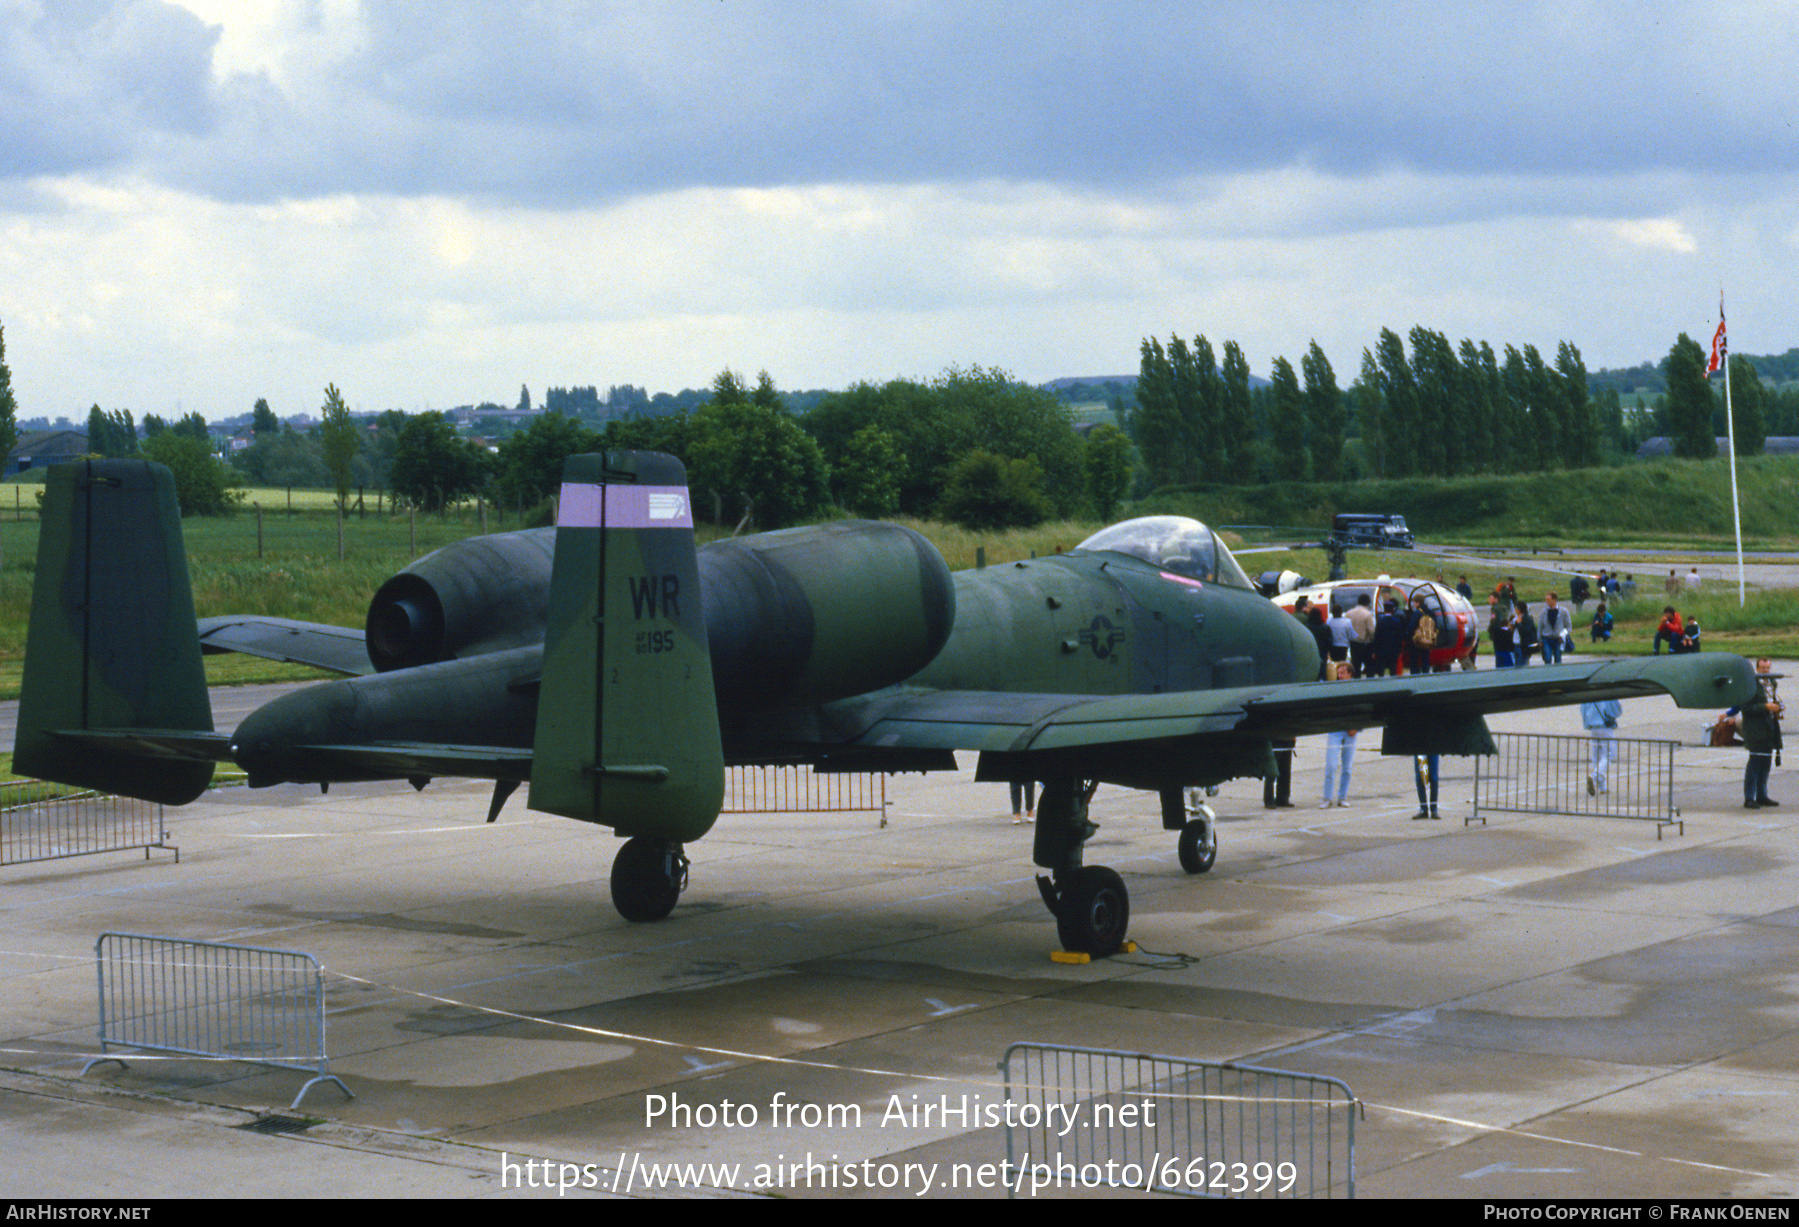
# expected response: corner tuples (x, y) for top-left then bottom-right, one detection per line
(1373, 1102), (1777, 1180)
(222, 817), (562, 838)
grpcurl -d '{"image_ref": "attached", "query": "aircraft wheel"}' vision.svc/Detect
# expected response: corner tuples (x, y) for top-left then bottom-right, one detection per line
(1178, 817), (1216, 874)
(1055, 866), (1129, 956)
(610, 837), (688, 922)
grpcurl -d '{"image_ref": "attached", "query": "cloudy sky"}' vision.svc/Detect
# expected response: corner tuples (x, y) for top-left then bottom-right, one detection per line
(1, 1), (1793, 422)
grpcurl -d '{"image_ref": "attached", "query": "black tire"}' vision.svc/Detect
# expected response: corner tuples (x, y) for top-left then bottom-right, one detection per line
(1178, 818), (1216, 874)
(1055, 866), (1129, 956)
(610, 837), (686, 922)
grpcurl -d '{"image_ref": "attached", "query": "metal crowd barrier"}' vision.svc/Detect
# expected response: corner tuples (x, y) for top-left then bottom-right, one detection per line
(722, 765), (888, 816)
(83, 933), (351, 1111)
(999, 1043), (1358, 1199)
(1471, 731), (1682, 836)
(0, 780), (174, 866)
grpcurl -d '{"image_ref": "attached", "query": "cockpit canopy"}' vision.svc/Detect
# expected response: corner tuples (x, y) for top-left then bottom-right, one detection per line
(1076, 516), (1254, 590)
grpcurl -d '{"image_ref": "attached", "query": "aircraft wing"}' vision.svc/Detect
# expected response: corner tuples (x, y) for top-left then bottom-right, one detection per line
(831, 654), (1754, 758)
(197, 616), (374, 677)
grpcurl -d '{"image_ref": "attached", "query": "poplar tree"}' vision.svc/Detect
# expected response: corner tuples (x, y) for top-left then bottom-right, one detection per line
(1219, 341), (1253, 482)
(1373, 329), (1417, 476)
(1727, 354), (1766, 456)
(319, 383), (360, 509)
(1166, 336), (1201, 482)
(1554, 342), (1598, 467)
(0, 323), (17, 464)
(1301, 341), (1343, 481)
(1194, 336), (1222, 476)
(1408, 327), (1454, 476)
(1665, 334), (1716, 459)
(1457, 339), (1493, 472)
(1267, 355), (1305, 476)
(1130, 338), (1182, 488)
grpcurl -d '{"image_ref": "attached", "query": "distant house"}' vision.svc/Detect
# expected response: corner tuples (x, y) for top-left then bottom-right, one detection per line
(6, 430), (91, 475)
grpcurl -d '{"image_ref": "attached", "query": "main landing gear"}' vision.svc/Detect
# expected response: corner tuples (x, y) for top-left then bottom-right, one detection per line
(610, 836), (689, 922)
(1034, 777), (1130, 956)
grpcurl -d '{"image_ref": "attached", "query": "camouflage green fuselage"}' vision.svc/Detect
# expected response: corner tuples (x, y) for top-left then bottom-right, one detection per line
(914, 552), (1317, 697)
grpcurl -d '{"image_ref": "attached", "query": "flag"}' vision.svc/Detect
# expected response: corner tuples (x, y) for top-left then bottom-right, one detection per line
(1707, 300), (1727, 374)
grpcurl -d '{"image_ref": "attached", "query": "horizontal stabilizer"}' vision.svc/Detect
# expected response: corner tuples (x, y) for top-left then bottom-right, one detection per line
(279, 741), (533, 782)
(47, 729), (234, 764)
(197, 616), (373, 676)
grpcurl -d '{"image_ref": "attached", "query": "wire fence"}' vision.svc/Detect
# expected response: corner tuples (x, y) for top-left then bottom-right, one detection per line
(1000, 1042), (1358, 1199)
(1472, 731), (1682, 836)
(84, 932), (351, 1111)
(0, 780), (174, 866)
(722, 766), (888, 816)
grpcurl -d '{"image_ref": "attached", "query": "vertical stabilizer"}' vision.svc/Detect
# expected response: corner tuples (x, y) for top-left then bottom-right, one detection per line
(15, 460), (215, 804)
(528, 452), (724, 839)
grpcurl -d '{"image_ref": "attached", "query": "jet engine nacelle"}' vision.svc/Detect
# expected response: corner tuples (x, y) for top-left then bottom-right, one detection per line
(365, 528), (558, 671)
(699, 521), (955, 710)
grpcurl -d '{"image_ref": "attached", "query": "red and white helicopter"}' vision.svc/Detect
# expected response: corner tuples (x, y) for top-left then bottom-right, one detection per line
(1269, 574), (1480, 670)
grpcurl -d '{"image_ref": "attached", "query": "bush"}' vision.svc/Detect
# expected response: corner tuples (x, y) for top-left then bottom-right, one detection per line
(144, 434), (245, 516)
(938, 451), (1054, 531)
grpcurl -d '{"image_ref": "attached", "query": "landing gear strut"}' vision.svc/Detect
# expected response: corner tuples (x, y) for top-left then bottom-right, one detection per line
(1179, 788), (1217, 874)
(610, 836), (688, 922)
(1034, 777), (1129, 956)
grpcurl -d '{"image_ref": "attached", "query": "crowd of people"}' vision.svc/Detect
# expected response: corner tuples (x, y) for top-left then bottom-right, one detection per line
(1279, 566), (1773, 819)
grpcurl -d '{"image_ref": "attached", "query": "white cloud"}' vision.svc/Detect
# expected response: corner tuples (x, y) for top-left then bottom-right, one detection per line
(1602, 218), (1700, 254)
(6, 3), (1799, 421)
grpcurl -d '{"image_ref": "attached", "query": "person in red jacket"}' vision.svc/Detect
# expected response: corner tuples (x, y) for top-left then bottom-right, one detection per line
(1653, 607), (1683, 655)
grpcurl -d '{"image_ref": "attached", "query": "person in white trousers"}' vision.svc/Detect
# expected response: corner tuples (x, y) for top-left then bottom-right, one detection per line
(1582, 698), (1622, 795)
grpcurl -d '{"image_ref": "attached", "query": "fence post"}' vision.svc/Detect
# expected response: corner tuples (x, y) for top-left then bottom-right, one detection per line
(336, 506), (344, 561)
(480, 498), (488, 534)
(255, 502), (263, 560)
(409, 507), (416, 555)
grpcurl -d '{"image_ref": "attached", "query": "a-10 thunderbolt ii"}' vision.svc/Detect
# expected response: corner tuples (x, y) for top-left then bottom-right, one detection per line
(14, 454), (1754, 956)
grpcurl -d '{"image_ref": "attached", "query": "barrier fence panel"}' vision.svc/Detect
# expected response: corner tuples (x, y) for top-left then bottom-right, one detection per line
(1000, 1043), (1357, 1199)
(84, 932), (351, 1111)
(0, 780), (174, 866)
(1471, 732), (1682, 836)
(722, 765), (888, 816)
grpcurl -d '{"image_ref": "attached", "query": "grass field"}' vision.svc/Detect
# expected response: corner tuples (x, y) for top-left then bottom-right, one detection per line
(1138, 454), (1799, 546)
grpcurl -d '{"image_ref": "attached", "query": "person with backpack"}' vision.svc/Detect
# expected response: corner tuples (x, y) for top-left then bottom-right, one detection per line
(1404, 592), (1436, 676)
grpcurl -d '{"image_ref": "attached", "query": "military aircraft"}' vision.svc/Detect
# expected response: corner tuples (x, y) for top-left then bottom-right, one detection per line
(14, 455), (1756, 956)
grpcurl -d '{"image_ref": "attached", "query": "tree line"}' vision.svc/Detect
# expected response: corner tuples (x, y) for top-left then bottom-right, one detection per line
(137, 367), (1128, 532)
(1125, 327), (1723, 488)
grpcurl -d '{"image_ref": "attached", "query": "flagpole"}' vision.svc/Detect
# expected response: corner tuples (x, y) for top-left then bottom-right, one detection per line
(1705, 293), (1734, 608)
(1726, 357), (1744, 605)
